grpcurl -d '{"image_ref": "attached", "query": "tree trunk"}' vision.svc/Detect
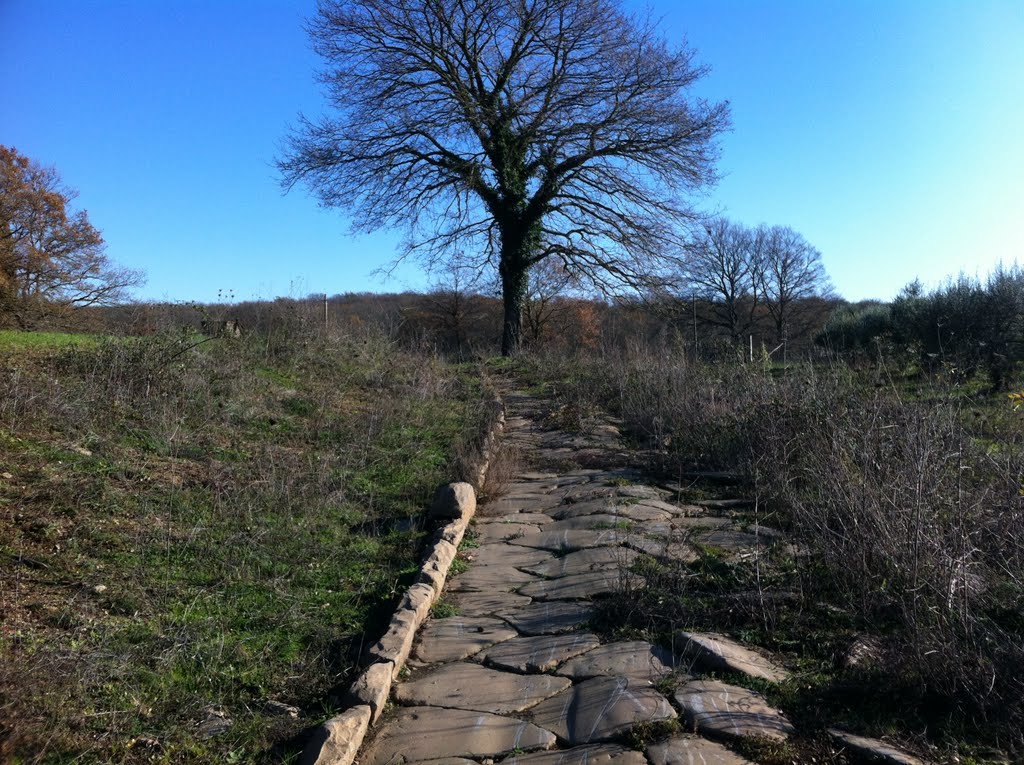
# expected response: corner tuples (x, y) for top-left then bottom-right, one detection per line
(500, 259), (529, 356)
(499, 220), (538, 356)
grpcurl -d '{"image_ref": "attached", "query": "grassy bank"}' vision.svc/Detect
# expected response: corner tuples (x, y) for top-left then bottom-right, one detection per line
(0, 329), (490, 764)
(522, 349), (1024, 762)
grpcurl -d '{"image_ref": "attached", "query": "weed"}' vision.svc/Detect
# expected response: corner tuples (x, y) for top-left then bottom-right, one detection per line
(430, 599), (459, 619)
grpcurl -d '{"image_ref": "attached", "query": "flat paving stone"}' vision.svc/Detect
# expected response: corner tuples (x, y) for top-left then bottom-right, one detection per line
(630, 499), (694, 517)
(530, 676), (677, 745)
(611, 505), (675, 522)
(523, 547), (642, 578)
(509, 529), (627, 552)
(549, 500), (618, 521)
(615, 485), (669, 500)
(555, 641), (677, 684)
(479, 513), (555, 525)
(449, 590), (532, 616)
(646, 736), (755, 765)
(507, 744), (648, 765)
(670, 517), (733, 531)
(447, 565), (540, 593)
(394, 662), (571, 713)
(518, 570), (645, 601)
(674, 679), (794, 742)
(827, 730), (926, 765)
(361, 706), (556, 765)
(466, 544), (554, 568)
(502, 602), (595, 636)
(675, 632), (790, 683)
(485, 497), (560, 515)
(414, 617), (517, 663)
(480, 633), (601, 673)
(475, 522), (544, 543)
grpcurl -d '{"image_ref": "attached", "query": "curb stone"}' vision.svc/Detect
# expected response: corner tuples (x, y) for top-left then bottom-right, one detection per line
(299, 705), (371, 765)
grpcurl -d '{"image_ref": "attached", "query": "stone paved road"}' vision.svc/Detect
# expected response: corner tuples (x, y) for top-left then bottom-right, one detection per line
(357, 390), (924, 765)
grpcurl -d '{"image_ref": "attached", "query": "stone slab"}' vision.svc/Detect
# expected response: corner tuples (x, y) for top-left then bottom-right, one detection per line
(507, 744), (648, 765)
(395, 661), (571, 713)
(518, 570), (645, 601)
(675, 632), (790, 683)
(449, 590), (532, 615)
(361, 707), (556, 765)
(447, 565), (540, 592)
(479, 513), (555, 525)
(480, 633), (601, 673)
(475, 522), (544, 543)
(827, 730), (926, 765)
(523, 547), (642, 578)
(502, 602), (595, 636)
(299, 704), (370, 765)
(530, 676), (677, 745)
(550, 500), (618, 521)
(414, 616), (517, 663)
(674, 680), (794, 741)
(509, 529), (627, 552)
(555, 641), (677, 684)
(647, 736), (754, 765)
(615, 485), (670, 500)
(466, 544), (554, 568)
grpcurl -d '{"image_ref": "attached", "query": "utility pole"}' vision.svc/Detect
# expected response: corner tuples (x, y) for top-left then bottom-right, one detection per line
(692, 294), (698, 361)
(324, 293), (329, 333)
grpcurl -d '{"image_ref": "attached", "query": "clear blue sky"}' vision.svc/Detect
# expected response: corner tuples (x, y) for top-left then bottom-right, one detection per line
(2, 0), (1022, 304)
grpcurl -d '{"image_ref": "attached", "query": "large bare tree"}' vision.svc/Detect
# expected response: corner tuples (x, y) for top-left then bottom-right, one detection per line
(682, 216), (764, 345)
(759, 225), (832, 345)
(279, 0), (729, 354)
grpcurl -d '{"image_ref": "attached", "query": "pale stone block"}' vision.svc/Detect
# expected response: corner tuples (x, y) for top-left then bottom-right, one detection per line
(345, 662), (393, 724)
(299, 705), (371, 765)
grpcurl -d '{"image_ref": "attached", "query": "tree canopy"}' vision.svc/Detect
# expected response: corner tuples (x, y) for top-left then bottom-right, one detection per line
(0, 146), (143, 328)
(280, 0), (730, 354)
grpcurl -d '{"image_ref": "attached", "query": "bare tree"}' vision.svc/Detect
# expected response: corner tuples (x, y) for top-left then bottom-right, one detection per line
(279, 0), (729, 355)
(522, 256), (581, 348)
(681, 217), (763, 345)
(758, 225), (831, 345)
(1, 146), (144, 328)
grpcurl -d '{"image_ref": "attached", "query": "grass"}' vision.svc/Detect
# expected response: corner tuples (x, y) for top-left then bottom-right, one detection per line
(0, 328), (102, 350)
(0, 328), (491, 764)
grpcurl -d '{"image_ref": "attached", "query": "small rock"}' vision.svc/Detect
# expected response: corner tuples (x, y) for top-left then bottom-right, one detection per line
(263, 699), (301, 718)
(197, 705), (232, 738)
(842, 634), (884, 670)
(92, 584), (108, 595)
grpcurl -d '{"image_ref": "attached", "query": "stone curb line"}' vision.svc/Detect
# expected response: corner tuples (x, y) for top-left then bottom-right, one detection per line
(298, 395), (506, 765)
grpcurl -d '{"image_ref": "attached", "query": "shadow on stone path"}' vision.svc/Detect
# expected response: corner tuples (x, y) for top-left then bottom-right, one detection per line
(357, 390), (924, 765)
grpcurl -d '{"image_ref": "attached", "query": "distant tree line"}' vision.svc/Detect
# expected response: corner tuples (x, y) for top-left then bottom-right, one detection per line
(819, 264), (1024, 390)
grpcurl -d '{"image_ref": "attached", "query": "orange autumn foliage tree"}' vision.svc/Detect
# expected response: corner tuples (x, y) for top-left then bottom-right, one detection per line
(0, 146), (143, 328)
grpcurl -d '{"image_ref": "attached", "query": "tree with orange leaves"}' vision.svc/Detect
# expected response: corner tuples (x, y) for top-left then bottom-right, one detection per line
(0, 146), (143, 328)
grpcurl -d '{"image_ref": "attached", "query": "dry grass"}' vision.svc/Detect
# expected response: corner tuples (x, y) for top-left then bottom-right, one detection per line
(526, 347), (1024, 759)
